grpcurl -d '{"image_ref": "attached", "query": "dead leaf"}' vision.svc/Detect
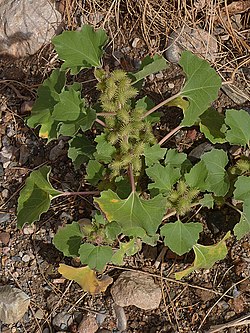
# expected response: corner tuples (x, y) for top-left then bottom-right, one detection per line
(58, 264), (113, 294)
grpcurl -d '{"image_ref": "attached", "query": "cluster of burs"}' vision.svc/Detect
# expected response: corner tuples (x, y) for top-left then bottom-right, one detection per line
(95, 69), (156, 177)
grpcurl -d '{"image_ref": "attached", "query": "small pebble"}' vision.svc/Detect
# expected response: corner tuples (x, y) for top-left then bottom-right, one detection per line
(132, 37), (140, 48)
(23, 225), (36, 235)
(224, 311), (236, 320)
(22, 254), (30, 263)
(0, 232), (10, 245)
(0, 213), (10, 223)
(155, 72), (163, 79)
(2, 189), (9, 198)
(35, 309), (44, 320)
(168, 83), (175, 89)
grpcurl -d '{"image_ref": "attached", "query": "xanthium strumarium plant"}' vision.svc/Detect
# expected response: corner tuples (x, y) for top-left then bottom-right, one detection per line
(17, 25), (250, 289)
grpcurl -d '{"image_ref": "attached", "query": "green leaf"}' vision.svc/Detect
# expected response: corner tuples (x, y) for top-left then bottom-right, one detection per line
(86, 160), (104, 185)
(17, 166), (62, 228)
(131, 55), (168, 84)
(115, 176), (131, 199)
(95, 190), (166, 236)
(105, 221), (122, 240)
(165, 149), (187, 169)
(52, 25), (108, 74)
(199, 194), (214, 208)
(112, 239), (141, 265)
(201, 149), (229, 196)
(234, 200), (250, 239)
(233, 176), (250, 201)
(136, 97), (161, 124)
(167, 96), (189, 111)
(225, 109), (250, 147)
(27, 69), (66, 140)
(144, 144), (167, 167)
(199, 108), (227, 144)
(79, 243), (113, 271)
(175, 232), (230, 279)
(53, 222), (83, 257)
(161, 220), (202, 256)
(94, 134), (116, 163)
(58, 107), (96, 137)
(185, 161), (208, 190)
(146, 163), (181, 193)
(52, 89), (83, 121)
(68, 135), (95, 169)
(179, 51), (221, 126)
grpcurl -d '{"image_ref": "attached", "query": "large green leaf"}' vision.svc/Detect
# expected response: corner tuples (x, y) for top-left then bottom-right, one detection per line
(144, 144), (167, 167)
(17, 166), (62, 228)
(179, 51), (221, 126)
(233, 176), (250, 239)
(146, 163), (181, 193)
(165, 148), (191, 173)
(199, 107), (227, 144)
(27, 69), (66, 140)
(130, 55), (168, 84)
(52, 89), (83, 121)
(225, 109), (250, 147)
(53, 222), (83, 257)
(58, 107), (96, 137)
(185, 161), (208, 190)
(52, 25), (108, 74)
(175, 232), (230, 279)
(68, 135), (95, 169)
(233, 176), (250, 201)
(95, 190), (166, 236)
(86, 160), (104, 185)
(79, 243), (113, 271)
(94, 134), (116, 163)
(161, 220), (202, 256)
(234, 200), (250, 239)
(201, 149), (229, 196)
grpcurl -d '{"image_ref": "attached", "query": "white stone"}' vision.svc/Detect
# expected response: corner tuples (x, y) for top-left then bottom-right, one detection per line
(0, 0), (62, 57)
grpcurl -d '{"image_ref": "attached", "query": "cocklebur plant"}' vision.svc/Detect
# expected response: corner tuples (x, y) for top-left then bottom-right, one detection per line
(17, 25), (250, 288)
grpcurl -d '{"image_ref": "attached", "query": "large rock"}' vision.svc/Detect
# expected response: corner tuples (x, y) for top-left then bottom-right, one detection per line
(111, 271), (162, 310)
(0, 0), (62, 58)
(0, 285), (30, 324)
(165, 26), (218, 63)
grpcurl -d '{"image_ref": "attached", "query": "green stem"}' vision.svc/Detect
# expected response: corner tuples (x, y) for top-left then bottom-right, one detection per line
(158, 125), (182, 146)
(142, 92), (181, 119)
(128, 164), (136, 193)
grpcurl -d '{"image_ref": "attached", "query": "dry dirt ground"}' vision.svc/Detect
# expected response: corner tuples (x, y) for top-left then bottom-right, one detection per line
(0, 1), (250, 332)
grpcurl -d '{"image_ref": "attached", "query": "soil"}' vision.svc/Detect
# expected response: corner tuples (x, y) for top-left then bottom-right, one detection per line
(0, 1), (250, 333)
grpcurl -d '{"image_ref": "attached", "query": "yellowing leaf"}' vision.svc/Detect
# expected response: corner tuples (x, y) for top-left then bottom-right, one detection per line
(175, 232), (230, 279)
(58, 264), (113, 294)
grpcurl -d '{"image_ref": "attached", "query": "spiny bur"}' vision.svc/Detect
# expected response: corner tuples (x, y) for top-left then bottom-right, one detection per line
(96, 69), (156, 178)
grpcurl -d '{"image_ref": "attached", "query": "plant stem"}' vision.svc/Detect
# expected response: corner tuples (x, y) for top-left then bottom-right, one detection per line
(142, 92), (181, 119)
(95, 118), (106, 127)
(225, 202), (242, 214)
(58, 191), (100, 197)
(128, 164), (136, 193)
(158, 125), (183, 146)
